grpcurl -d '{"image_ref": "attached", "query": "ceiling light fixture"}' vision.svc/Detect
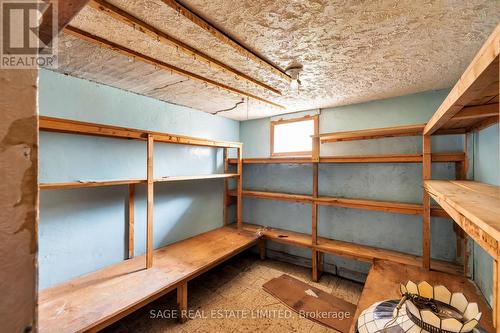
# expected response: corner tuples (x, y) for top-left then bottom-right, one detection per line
(285, 65), (303, 93)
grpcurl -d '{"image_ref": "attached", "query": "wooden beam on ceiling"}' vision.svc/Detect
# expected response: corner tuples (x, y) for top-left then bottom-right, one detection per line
(88, 0), (281, 96)
(64, 26), (285, 110)
(159, 0), (292, 82)
(39, 0), (91, 46)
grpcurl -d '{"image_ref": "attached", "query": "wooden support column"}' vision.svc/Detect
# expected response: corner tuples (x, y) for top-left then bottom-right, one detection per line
(422, 135), (432, 270)
(146, 134), (154, 268)
(236, 146), (243, 230)
(494, 259), (499, 330)
(177, 283), (188, 323)
(319, 252), (325, 276)
(312, 163), (319, 245)
(461, 133), (470, 277)
(128, 184), (135, 259)
(311, 115), (322, 281)
(312, 249), (320, 282)
(311, 115), (320, 163)
(223, 148), (229, 226)
(258, 238), (266, 260)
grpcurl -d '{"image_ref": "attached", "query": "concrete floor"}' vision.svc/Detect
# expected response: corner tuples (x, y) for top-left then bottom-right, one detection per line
(103, 251), (364, 333)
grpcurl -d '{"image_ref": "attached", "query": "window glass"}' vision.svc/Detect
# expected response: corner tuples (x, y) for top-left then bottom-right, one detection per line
(273, 119), (314, 154)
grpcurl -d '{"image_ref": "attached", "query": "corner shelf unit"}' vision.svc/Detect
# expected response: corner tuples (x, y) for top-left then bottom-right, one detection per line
(39, 116), (244, 267)
(421, 24), (500, 330)
(227, 112), (469, 284)
(38, 116), (247, 332)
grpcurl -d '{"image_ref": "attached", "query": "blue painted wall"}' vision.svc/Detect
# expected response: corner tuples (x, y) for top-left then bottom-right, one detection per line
(39, 68), (498, 299)
(38, 69), (239, 289)
(240, 89), (463, 279)
(471, 124), (499, 306)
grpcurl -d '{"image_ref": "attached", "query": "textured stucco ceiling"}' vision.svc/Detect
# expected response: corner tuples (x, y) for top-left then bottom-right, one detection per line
(53, 0), (500, 120)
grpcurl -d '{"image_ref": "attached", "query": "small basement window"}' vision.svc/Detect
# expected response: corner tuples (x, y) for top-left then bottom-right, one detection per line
(271, 116), (317, 157)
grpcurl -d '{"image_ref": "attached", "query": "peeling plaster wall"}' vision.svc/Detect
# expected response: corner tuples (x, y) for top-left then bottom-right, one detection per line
(38, 69), (239, 289)
(0, 70), (38, 332)
(471, 124), (499, 307)
(240, 89), (463, 280)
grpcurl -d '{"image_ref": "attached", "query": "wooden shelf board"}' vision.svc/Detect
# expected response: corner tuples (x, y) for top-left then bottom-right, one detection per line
(316, 124), (425, 143)
(230, 189), (448, 217)
(38, 226), (258, 333)
(439, 105), (499, 133)
(425, 24), (500, 135)
(241, 224), (462, 276)
(155, 173), (239, 182)
(425, 180), (500, 258)
(39, 179), (146, 190)
(40, 116), (242, 148)
(228, 152), (465, 165)
(228, 157), (313, 164)
(350, 260), (493, 333)
(230, 189), (313, 204)
(40, 174), (239, 189)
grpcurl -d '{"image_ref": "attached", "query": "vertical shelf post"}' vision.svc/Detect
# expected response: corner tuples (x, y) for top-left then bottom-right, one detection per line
(237, 145), (243, 230)
(146, 134), (154, 268)
(223, 148), (229, 226)
(494, 259), (499, 330)
(461, 133), (470, 277)
(311, 115), (322, 281)
(312, 162), (320, 281)
(128, 184), (135, 259)
(258, 238), (266, 260)
(177, 282), (188, 323)
(422, 134), (431, 270)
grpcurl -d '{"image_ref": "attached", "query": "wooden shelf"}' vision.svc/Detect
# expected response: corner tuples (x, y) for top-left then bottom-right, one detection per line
(230, 189), (313, 204)
(39, 174), (239, 189)
(321, 152), (464, 164)
(40, 116), (242, 148)
(241, 224), (462, 275)
(228, 152), (465, 164)
(39, 178), (146, 190)
(316, 124), (425, 143)
(229, 189), (448, 217)
(425, 24), (499, 135)
(424, 180), (500, 259)
(229, 157), (314, 164)
(350, 260), (493, 333)
(155, 173), (239, 182)
(38, 226), (258, 333)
